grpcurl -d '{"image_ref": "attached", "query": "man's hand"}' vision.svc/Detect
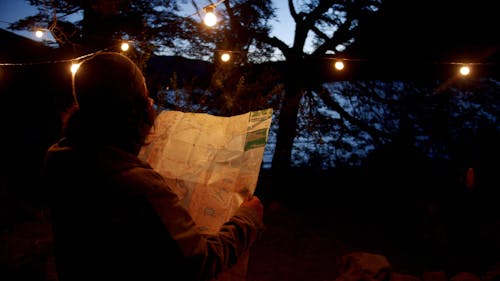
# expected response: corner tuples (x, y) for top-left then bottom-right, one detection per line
(241, 196), (264, 221)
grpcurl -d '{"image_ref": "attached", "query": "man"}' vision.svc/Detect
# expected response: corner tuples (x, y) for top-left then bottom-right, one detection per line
(43, 52), (264, 281)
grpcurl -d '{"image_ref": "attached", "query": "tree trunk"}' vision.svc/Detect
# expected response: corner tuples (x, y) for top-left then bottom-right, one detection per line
(269, 60), (304, 199)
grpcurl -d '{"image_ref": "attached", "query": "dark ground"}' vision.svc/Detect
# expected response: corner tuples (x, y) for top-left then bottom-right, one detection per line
(247, 166), (500, 281)
(2, 165), (499, 281)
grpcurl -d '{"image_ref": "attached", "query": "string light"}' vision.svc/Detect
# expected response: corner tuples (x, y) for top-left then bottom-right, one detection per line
(29, 26), (58, 43)
(120, 42), (130, 51)
(202, 0), (225, 27)
(0, 8), (496, 80)
(1, 50), (494, 80)
(215, 50), (247, 64)
(220, 52), (231, 62)
(70, 63), (80, 74)
(334, 61), (345, 71)
(459, 65), (471, 76)
(35, 29), (44, 38)
(0, 37), (494, 79)
(203, 5), (217, 27)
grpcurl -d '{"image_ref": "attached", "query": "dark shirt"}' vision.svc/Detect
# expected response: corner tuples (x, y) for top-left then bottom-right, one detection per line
(44, 138), (264, 281)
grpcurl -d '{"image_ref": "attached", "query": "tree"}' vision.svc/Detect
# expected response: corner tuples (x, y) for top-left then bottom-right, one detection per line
(263, 0), (383, 173)
(171, 0), (383, 171)
(10, 0), (183, 67)
(186, 0), (499, 172)
(11, 0), (498, 173)
(182, 0), (384, 170)
(11, 0), (385, 171)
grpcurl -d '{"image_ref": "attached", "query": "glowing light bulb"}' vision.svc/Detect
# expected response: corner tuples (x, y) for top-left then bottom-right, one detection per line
(35, 30), (44, 38)
(221, 53), (231, 62)
(70, 63), (80, 74)
(459, 65), (470, 76)
(334, 61), (344, 70)
(204, 6), (217, 27)
(121, 42), (130, 51)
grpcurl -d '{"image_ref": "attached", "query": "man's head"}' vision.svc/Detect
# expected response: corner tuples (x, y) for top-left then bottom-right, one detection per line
(65, 52), (156, 153)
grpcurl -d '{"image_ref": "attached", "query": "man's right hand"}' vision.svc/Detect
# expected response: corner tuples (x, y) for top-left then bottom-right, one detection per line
(241, 196), (264, 221)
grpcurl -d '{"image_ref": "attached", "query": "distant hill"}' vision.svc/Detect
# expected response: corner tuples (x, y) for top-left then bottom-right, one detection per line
(0, 28), (59, 62)
(144, 55), (290, 95)
(145, 55), (215, 90)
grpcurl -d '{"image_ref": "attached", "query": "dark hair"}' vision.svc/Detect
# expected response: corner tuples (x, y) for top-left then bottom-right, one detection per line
(63, 52), (156, 153)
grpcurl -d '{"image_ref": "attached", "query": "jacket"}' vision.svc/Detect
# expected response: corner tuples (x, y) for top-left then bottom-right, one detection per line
(43, 137), (264, 281)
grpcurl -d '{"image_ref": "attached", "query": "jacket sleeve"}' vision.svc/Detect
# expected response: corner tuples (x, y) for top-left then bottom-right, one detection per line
(128, 166), (265, 280)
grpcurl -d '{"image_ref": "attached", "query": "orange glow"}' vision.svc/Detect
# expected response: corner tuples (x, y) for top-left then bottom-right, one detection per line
(221, 53), (231, 62)
(70, 63), (80, 74)
(459, 65), (470, 76)
(121, 42), (130, 51)
(204, 6), (217, 27)
(334, 61), (344, 70)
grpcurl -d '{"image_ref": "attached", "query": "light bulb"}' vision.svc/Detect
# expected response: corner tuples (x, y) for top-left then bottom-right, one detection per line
(334, 61), (344, 70)
(70, 63), (80, 74)
(459, 65), (470, 76)
(121, 42), (130, 51)
(204, 12), (217, 26)
(204, 6), (217, 27)
(221, 53), (231, 62)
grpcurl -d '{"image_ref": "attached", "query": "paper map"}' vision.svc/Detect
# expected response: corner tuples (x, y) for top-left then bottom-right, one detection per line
(138, 108), (272, 281)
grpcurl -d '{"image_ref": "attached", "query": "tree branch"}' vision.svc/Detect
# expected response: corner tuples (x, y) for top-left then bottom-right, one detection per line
(318, 86), (391, 144)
